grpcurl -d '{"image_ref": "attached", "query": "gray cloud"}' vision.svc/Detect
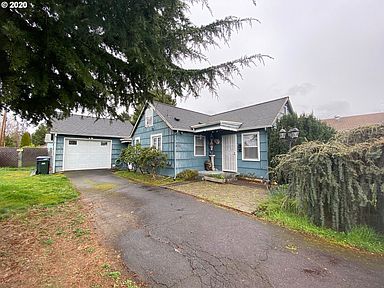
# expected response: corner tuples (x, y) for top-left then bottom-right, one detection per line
(315, 101), (352, 119)
(178, 0), (384, 119)
(287, 83), (315, 97)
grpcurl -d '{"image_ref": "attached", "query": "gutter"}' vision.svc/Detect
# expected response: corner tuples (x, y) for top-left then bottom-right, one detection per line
(174, 131), (177, 179)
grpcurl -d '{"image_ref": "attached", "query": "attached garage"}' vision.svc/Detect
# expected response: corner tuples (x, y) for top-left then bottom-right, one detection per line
(63, 138), (112, 171)
(50, 115), (132, 173)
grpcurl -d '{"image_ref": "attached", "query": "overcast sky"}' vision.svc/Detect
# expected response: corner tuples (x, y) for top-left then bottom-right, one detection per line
(176, 0), (384, 119)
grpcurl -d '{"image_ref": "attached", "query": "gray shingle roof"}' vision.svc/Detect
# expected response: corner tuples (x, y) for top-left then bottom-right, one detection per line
(209, 97), (290, 130)
(51, 114), (132, 138)
(150, 97), (290, 131)
(152, 102), (210, 131)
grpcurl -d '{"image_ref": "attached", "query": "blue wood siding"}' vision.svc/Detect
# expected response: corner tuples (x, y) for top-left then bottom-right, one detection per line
(132, 108), (269, 178)
(236, 129), (269, 179)
(211, 134), (222, 171)
(211, 129), (268, 179)
(54, 135), (127, 172)
(132, 110), (176, 176)
(112, 139), (127, 164)
(175, 133), (208, 175)
(55, 135), (64, 172)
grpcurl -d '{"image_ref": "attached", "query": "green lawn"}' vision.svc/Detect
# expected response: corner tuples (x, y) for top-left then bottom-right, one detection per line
(256, 193), (384, 254)
(0, 168), (78, 219)
(115, 170), (182, 186)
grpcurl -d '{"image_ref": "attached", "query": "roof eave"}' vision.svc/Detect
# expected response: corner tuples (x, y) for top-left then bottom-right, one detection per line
(191, 120), (242, 129)
(129, 104), (148, 138)
(237, 125), (272, 131)
(51, 131), (130, 138)
(148, 102), (177, 131)
(270, 97), (292, 126)
(193, 126), (239, 133)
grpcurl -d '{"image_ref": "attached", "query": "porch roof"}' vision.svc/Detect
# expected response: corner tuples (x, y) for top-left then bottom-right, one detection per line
(191, 121), (242, 133)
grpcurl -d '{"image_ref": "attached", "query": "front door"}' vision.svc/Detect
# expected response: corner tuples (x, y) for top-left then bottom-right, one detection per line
(222, 134), (237, 172)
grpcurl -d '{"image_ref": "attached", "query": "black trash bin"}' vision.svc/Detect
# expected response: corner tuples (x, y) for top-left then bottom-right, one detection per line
(36, 156), (50, 174)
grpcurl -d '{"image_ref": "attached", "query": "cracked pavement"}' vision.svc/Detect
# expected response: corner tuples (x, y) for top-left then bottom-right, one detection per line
(66, 170), (384, 288)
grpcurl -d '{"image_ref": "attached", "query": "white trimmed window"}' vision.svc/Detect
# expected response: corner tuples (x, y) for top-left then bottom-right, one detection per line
(242, 132), (260, 161)
(145, 108), (153, 127)
(134, 137), (140, 145)
(194, 135), (206, 156)
(150, 134), (162, 151)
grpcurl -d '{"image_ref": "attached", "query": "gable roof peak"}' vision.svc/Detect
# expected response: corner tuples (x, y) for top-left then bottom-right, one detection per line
(152, 100), (210, 117)
(211, 96), (290, 116)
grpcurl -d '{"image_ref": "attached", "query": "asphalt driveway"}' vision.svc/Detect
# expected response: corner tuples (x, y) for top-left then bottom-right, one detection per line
(66, 170), (384, 288)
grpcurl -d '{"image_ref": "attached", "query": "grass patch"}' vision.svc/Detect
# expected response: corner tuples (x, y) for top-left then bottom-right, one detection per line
(73, 227), (90, 238)
(115, 170), (182, 186)
(42, 237), (54, 245)
(255, 192), (384, 254)
(207, 174), (225, 179)
(101, 263), (140, 287)
(0, 168), (78, 219)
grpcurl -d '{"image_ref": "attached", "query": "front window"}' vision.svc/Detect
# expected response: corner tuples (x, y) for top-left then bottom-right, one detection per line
(134, 137), (140, 145)
(145, 108), (153, 127)
(194, 135), (206, 156)
(242, 132), (259, 161)
(150, 134), (162, 151)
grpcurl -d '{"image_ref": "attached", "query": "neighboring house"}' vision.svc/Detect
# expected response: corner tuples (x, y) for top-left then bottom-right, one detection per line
(130, 97), (293, 178)
(322, 112), (384, 131)
(49, 115), (132, 172)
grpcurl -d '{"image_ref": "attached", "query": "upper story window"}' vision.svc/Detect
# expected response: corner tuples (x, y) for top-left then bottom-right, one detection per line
(145, 107), (153, 127)
(150, 134), (162, 151)
(242, 132), (260, 161)
(194, 135), (206, 156)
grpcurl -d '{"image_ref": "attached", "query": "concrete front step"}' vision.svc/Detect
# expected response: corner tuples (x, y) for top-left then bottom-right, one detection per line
(198, 171), (238, 183)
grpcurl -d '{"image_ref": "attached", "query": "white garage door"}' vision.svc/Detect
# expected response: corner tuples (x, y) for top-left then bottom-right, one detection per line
(63, 138), (112, 171)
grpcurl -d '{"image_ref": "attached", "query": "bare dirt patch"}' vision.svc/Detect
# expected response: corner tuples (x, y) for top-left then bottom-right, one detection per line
(0, 200), (142, 288)
(166, 180), (268, 213)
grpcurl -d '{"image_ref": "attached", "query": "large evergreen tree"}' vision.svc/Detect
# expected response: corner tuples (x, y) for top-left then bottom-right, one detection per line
(0, 1), (267, 123)
(20, 132), (32, 147)
(269, 113), (336, 165)
(32, 124), (49, 146)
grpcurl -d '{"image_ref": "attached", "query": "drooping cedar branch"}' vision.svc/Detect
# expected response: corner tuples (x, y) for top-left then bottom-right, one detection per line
(274, 125), (384, 232)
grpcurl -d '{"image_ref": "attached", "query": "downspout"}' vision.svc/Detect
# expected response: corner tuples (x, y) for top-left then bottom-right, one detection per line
(52, 133), (57, 173)
(264, 127), (269, 180)
(174, 131), (177, 179)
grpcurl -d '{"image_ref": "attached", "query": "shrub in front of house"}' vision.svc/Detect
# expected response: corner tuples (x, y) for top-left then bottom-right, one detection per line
(120, 145), (167, 175)
(119, 145), (141, 172)
(176, 169), (198, 180)
(273, 125), (384, 233)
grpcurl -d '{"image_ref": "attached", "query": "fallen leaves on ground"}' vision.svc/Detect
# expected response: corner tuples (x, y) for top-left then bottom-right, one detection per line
(0, 200), (142, 287)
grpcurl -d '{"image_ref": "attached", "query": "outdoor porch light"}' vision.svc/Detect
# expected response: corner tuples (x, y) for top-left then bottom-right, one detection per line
(288, 127), (300, 139)
(279, 127), (300, 149)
